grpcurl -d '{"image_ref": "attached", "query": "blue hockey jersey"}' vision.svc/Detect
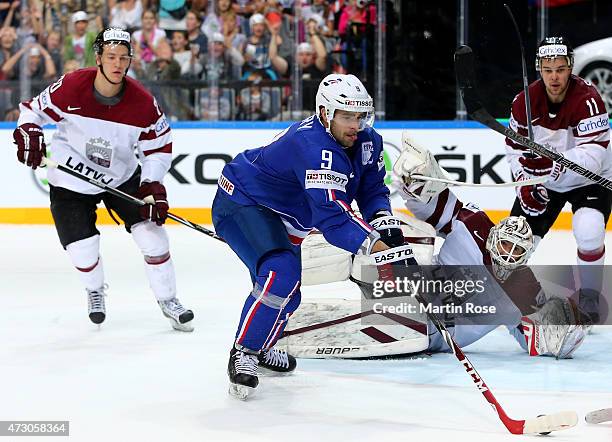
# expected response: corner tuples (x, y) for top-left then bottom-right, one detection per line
(218, 115), (392, 254)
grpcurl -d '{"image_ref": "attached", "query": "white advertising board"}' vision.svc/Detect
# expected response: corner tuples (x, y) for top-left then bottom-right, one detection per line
(0, 123), (516, 211)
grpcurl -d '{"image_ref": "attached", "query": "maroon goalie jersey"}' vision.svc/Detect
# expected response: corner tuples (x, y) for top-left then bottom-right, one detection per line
(505, 75), (611, 192)
(17, 68), (172, 194)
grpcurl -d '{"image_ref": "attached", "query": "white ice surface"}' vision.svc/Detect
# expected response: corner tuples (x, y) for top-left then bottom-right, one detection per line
(1, 226), (611, 441)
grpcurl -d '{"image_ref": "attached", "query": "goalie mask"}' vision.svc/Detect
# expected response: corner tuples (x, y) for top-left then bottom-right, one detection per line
(315, 74), (375, 134)
(486, 216), (534, 282)
(536, 36), (574, 71)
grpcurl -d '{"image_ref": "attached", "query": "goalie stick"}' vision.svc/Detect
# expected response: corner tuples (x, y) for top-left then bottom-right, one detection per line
(415, 292), (578, 435)
(585, 408), (612, 424)
(454, 45), (612, 191)
(410, 174), (546, 187)
(41, 157), (225, 242)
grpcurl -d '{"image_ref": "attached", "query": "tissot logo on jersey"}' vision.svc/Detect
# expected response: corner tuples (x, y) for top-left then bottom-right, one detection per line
(305, 169), (348, 192)
(576, 114), (610, 136)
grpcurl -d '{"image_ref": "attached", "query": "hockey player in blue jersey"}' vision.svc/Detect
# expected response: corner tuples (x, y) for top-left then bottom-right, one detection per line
(212, 73), (418, 399)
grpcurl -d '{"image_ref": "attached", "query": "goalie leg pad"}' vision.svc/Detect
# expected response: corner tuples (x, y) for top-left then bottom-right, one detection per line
(301, 232), (352, 285)
(277, 298), (429, 358)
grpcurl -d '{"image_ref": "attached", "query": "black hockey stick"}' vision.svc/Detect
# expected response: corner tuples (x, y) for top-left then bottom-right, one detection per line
(504, 4), (534, 142)
(454, 45), (612, 191)
(415, 293), (578, 434)
(42, 157), (225, 242)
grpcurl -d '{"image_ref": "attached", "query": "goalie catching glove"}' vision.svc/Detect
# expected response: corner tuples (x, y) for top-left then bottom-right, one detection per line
(393, 131), (452, 202)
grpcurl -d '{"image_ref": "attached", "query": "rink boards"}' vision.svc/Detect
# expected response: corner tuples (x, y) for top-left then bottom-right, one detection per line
(0, 120), (608, 230)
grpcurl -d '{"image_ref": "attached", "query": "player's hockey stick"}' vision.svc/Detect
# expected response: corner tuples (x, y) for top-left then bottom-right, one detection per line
(41, 157), (225, 242)
(585, 408), (612, 424)
(454, 45), (612, 191)
(504, 4), (534, 142)
(414, 292), (578, 435)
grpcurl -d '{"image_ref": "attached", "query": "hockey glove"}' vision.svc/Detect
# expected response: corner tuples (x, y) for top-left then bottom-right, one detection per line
(137, 181), (169, 225)
(13, 123), (46, 170)
(369, 213), (419, 288)
(369, 211), (404, 248)
(520, 297), (586, 359)
(516, 173), (549, 216)
(518, 153), (553, 176)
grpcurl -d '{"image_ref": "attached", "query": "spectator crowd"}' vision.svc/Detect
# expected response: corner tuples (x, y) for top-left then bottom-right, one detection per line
(0, 0), (381, 120)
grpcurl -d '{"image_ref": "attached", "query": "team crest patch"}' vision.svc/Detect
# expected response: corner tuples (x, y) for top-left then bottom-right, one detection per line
(361, 141), (373, 165)
(86, 137), (112, 168)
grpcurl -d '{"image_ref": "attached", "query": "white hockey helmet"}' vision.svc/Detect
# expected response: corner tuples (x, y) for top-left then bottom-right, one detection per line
(315, 73), (375, 132)
(486, 216), (534, 281)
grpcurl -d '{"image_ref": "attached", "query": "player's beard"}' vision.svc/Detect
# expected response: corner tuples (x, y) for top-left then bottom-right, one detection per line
(340, 132), (358, 148)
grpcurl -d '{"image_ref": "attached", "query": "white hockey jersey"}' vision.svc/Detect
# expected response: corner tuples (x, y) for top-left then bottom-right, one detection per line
(505, 75), (611, 192)
(404, 189), (493, 266)
(403, 189), (542, 352)
(17, 68), (172, 194)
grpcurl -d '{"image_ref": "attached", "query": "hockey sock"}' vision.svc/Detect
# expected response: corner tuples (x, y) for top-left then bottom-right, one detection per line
(235, 251), (301, 352)
(66, 235), (105, 291)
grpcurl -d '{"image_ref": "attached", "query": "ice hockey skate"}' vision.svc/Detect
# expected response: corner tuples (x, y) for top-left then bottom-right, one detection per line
(258, 347), (297, 375)
(158, 298), (194, 332)
(228, 347), (259, 400)
(87, 285), (107, 325)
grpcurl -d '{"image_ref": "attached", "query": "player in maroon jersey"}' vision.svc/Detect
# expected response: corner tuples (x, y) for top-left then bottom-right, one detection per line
(12, 28), (194, 331)
(505, 36), (611, 324)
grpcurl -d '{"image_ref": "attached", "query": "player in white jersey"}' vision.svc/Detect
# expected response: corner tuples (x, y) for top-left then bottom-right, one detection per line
(394, 135), (589, 358)
(12, 28), (194, 331)
(505, 37), (611, 324)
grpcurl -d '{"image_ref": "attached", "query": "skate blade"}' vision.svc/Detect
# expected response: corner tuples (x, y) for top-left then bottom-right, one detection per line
(168, 318), (194, 332)
(229, 383), (255, 400)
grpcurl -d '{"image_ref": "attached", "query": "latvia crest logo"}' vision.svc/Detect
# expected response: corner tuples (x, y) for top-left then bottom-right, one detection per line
(86, 137), (112, 168)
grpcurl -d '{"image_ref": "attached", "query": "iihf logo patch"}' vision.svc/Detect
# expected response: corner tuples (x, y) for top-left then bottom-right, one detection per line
(86, 137), (112, 168)
(361, 141), (373, 165)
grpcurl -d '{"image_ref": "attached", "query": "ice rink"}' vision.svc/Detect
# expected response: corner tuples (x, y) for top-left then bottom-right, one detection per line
(1, 225), (611, 441)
